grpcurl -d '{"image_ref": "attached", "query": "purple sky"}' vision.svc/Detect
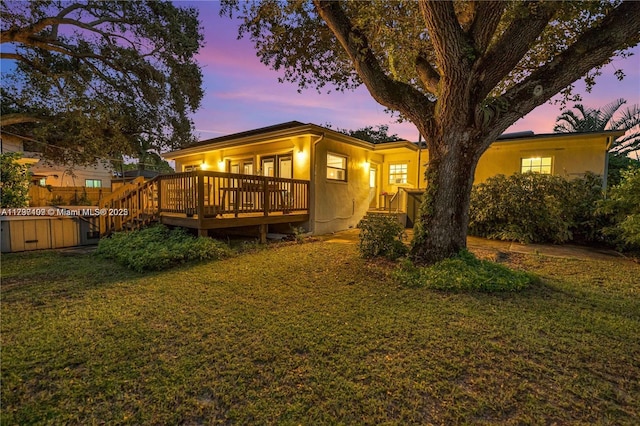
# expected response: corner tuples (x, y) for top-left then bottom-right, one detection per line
(191, 1), (640, 142)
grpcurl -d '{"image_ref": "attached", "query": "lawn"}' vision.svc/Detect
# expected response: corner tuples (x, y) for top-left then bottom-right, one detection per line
(1, 240), (639, 424)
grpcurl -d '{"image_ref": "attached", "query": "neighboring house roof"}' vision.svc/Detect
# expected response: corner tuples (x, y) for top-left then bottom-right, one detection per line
(121, 169), (161, 179)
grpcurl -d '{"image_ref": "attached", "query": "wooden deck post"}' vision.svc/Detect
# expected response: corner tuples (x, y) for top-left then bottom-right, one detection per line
(262, 176), (269, 216)
(157, 178), (162, 215)
(197, 170), (205, 234)
(259, 223), (268, 244)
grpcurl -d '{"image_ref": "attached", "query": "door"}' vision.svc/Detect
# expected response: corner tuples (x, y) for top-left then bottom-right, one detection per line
(243, 161), (254, 175)
(278, 156), (292, 179)
(261, 154), (292, 178)
(369, 165), (378, 209)
(261, 158), (275, 177)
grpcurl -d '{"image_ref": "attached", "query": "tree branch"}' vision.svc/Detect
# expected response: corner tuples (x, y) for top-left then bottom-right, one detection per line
(313, 0), (433, 122)
(1, 113), (45, 127)
(475, 1), (558, 100)
(418, 0), (470, 74)
(468, 1), (506, 55)
(415, 54), (440, 95)
(494, 1), (640, 141)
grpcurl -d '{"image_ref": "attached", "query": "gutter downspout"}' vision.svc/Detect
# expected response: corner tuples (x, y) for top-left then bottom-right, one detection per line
(309, 132), (325, 234)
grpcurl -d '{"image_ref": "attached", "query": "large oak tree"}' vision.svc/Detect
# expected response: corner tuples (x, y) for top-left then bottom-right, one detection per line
(1, 1), (204, 166)
(222, 0), (640, 264)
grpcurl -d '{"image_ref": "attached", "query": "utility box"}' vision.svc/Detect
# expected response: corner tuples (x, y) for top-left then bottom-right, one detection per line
(1, 214), (99, 253)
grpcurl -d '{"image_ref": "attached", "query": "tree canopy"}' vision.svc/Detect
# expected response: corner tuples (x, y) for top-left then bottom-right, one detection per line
(223, 0), (640, 263)
(327, 123), (402, 144)
(1, 1), (204, 166)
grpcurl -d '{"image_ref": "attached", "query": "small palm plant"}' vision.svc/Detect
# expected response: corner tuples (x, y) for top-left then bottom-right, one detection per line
(554, 98), (640, 156)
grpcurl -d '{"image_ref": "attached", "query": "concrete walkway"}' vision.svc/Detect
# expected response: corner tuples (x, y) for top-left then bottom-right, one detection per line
(322, 228), (626, 262)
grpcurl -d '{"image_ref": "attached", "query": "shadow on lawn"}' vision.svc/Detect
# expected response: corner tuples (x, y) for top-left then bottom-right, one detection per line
(0, 250), (146, 304)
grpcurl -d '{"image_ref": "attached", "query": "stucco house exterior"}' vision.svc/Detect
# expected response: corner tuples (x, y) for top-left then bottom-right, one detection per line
(164, 121), (623, 235)
(1, 134), (114, 207)
(1, 134), (113, 189)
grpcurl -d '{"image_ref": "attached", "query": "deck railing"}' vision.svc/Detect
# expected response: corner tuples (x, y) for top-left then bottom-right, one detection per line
(99, 171), (309, 235)
(158, 171), (309, 217)
(99, 176), (159, 235)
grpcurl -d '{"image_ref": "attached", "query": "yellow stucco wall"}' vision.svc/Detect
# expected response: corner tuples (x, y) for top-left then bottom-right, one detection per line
(474, 134), (607, 183)
(167, 128), (612, 236)
(311, 135), (373, 235)
(174, 135), (312, 181)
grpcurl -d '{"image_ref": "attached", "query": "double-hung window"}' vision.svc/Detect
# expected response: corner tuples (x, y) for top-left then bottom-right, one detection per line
(327, 153), (347, 181)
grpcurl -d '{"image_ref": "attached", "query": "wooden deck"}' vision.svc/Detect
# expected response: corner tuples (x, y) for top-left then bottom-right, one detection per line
(160, 210), (310, 233)
(99, 171), (310, 241)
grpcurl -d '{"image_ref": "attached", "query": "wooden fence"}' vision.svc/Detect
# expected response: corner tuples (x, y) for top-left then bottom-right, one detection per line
(29, 186), (111, 207)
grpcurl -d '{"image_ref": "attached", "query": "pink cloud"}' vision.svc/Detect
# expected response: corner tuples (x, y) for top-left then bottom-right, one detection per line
(190, 2), (640, 142)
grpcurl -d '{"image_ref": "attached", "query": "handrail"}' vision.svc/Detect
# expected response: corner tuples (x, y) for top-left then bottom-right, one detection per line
(388, 191), (399, 213)
(99, 176), (160, 236)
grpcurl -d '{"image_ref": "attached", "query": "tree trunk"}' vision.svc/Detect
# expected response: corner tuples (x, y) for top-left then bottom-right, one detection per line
(410, 128), (481, 265)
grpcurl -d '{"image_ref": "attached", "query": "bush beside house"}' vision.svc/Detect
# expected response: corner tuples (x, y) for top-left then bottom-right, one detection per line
(0, 153), (30, 208)
(468, 173), (606, 244)
(600, 168), (640, 250)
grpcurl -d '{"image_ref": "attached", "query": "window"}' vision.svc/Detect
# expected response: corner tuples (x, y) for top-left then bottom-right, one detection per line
(261, 154), (292, 178)
(85, 179), (102, 188)
(389, 163), (408, 184)
(327, 153), (347, 181)
(229, 159), (254, 175)
(262, 158), (275, 177)
(521, 157), (552, 174)
(183, 164), (200, 172)
(278, 156), (292, 179)
(243, 161), (254, 175)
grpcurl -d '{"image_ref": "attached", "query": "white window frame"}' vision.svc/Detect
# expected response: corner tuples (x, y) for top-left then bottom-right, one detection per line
(521, 157), (552, 174)
(327, 152), (347, 181)
(85, 179), (102, 188)
(389, 163), (408, 184)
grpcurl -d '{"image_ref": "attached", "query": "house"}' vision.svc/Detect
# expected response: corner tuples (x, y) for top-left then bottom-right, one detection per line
(0, 133), (113, 206)
(1, 134), (108, 251)
(29, 160), (113, 189)
(163, 121), (623, 236)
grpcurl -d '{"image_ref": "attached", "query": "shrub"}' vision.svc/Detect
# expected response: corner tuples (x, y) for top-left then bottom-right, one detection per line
(70, 190), (92, 206)
(96, 225), (232, 272)
(0, 152), (30, 208)
(357, 214), (408, 260)
(469, 173), (604, 244)
(49, 195), (65, 206)
(394, 250), (534, 293)
(599, 168), (640, 250)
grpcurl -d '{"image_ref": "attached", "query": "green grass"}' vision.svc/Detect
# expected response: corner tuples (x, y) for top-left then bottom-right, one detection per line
(395, 250), (534, 292)
(2, 241), (639, 424)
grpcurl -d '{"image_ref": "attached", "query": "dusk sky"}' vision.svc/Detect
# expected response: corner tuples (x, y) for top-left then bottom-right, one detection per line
(190, 1), (640, 143)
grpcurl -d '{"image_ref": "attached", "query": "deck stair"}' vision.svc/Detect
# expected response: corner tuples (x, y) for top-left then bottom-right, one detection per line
(99, 176), (159, 236)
